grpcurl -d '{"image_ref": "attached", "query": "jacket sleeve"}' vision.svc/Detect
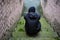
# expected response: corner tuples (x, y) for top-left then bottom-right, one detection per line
(24, 14), (30, 21)
(36, 13), (41, 20)
(38, 14), (41, 20)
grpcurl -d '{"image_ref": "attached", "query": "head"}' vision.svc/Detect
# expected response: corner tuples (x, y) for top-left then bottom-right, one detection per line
(28, 7), (35, 13)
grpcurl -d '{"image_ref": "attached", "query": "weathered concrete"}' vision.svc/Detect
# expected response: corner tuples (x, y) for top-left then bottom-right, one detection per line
(41, 0), (60, 36)
(0, 0), (24, 40)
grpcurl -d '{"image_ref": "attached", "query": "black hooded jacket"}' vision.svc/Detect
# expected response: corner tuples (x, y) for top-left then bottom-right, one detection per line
(24, 7), (41, 34)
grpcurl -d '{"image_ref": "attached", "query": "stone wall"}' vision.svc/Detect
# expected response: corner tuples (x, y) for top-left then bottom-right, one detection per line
(41, 0), (60, 36)
(0, 0), (24, 40)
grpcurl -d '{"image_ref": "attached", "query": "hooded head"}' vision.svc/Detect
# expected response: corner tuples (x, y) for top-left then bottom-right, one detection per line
(28, 7), (35, 13)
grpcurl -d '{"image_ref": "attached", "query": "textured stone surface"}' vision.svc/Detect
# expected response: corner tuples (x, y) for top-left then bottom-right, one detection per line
(41, 0), (60, 36)
(0, 0), (23, 40)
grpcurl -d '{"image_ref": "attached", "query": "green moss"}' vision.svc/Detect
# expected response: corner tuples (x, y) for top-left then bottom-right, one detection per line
(9, 16), (59, 40)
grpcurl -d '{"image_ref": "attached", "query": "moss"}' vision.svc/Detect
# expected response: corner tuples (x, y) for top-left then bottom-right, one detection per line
(9, 16), (59, 40)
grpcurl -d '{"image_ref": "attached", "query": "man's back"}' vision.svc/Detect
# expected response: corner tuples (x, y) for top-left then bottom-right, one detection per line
(24, 12), (40, 27)
(24, 7), (41, 36)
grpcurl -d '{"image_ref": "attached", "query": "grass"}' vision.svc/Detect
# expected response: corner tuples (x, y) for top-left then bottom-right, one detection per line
(9, 16), (59, 40)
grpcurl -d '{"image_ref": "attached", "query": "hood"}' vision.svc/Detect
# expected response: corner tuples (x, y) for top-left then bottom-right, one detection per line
(28, 7), (35, 13)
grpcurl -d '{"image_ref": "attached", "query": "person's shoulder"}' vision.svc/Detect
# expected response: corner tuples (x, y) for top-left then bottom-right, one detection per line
(24, 13), (28, 19)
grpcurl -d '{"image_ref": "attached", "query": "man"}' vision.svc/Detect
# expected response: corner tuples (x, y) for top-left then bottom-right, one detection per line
(24, 7), (41, 36)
